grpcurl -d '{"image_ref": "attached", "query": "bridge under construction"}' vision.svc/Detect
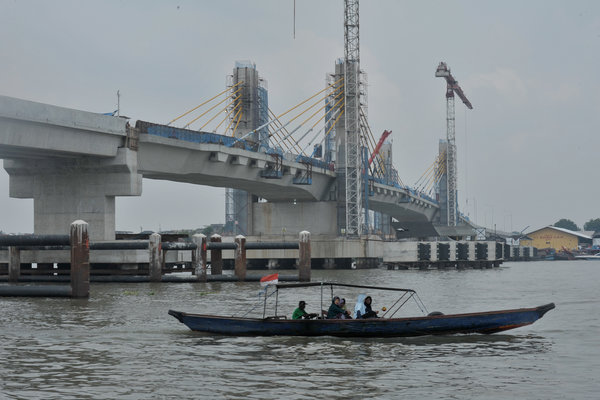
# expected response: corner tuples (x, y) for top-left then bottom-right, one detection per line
(0, 0), (483, 268)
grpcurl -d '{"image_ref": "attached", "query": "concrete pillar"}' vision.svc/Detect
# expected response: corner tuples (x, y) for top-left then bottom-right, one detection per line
(70, 220), (90, 298)
(210, 234), (223, 275)
(149, 233), (162, 282)
(192, 234), (207, 282)
(8, 246), (20, 283)
(298, 231), (311, 282)
(234, 235), (246, 281)
(5, 148), (142, 241)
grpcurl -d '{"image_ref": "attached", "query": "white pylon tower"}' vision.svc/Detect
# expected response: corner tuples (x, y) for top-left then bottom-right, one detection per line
(435, 62), (473, 226)
(344, 0), (362, 236)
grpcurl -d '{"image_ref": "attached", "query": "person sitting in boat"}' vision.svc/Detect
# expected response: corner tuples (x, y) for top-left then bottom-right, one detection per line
(340, 298), (352, 318)
(292, 300), (318, 320)
(355, 294), (379, 318)
(327, 296), (349, 319)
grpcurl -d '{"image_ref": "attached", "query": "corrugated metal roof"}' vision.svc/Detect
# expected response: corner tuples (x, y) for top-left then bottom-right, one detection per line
(527, 226), (592, 240)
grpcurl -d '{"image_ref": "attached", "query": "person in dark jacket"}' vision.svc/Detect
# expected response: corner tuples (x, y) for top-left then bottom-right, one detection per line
(327, 296), (347, 319)
(360, 296), (379, 319)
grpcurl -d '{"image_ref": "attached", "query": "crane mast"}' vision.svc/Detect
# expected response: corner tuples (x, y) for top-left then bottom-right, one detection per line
(435, 62), (472, 226)
(344, 0), (362, 236)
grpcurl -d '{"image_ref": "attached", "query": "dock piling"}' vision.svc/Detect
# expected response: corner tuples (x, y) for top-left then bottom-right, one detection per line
(8, 246), (20, 283)
(192, 234), (207, 281)
(234, 235), (246, 281)
(298, 231), (311, 282)
(70, 220), (90, 298)
(149, 233), (162, 282)
(210, 234), (223, 275)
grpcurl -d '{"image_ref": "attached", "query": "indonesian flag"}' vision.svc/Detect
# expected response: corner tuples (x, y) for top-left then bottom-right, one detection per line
(260, 273), (279, 286)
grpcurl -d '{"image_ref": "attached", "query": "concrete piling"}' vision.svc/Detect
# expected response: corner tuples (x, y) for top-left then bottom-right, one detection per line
(149, 233), (162, 282)
(8, 246), (21, 283)
(192, 234), (207, 281)
(298, 231), (311, 282)
(210, 234), (223, 275)
(70, 220), (90, 298)
(234, 235), (246, 281)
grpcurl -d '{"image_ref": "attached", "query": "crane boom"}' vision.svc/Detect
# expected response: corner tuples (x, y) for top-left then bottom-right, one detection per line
(368, 130), (391, 166)
(435, 62), (473, 109)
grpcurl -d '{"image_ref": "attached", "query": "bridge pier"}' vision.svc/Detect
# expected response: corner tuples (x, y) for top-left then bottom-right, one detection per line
(4, 148), (142, 241)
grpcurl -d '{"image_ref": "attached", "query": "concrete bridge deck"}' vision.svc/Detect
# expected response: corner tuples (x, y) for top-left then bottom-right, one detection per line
(0, 94), (445, 240)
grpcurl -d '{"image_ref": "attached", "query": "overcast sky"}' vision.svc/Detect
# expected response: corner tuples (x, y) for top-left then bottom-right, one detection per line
(1, 0), (599, 234)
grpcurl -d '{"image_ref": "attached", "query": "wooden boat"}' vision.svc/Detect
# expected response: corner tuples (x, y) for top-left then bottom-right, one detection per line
(168, 282), (555, 337)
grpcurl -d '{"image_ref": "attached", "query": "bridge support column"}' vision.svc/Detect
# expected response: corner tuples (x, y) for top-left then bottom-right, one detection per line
(4, 148), (142, 241)
(149, 233), (162, 282)
(298, 231), (311, 282)
(210, 234), (222, 275)
(70, 220), (90, 298)
(8, 246), (20, 283)
(234, 235), (246, 281)
(192, 234), (207, 282)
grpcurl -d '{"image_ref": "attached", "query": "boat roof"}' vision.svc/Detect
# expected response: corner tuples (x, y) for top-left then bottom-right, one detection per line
(275, 281), (415, 293)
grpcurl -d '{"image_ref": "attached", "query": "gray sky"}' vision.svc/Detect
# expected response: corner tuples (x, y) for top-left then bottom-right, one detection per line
(1, 0), (599, 234)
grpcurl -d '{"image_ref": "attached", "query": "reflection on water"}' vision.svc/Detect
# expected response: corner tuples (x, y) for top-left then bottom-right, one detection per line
(1, 262), (599, 399)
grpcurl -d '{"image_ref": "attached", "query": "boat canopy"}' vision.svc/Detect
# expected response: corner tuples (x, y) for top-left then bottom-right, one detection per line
(274, 281), (416, 293)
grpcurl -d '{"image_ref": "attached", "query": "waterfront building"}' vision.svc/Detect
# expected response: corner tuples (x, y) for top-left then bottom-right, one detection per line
(521, 226), (593, 251)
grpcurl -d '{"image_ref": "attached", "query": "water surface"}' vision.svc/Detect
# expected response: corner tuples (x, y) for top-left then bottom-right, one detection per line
(1, 261), (598, 399)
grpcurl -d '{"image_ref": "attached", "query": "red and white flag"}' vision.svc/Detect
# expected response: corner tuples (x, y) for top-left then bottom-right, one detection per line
(260, 273), (279, 286)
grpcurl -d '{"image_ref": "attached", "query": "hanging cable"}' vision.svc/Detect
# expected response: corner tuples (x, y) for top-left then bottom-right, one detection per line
(167, 81), (243, 126)
(214, 101), (241, 133)
(231, 107), (244, 138)
(224, 105), (243, 135)
(184, 86), (244, 129)
(197, 94), (241, 131)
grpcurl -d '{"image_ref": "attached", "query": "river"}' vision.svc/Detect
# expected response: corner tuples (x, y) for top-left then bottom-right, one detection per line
(1, 260), (598, 399)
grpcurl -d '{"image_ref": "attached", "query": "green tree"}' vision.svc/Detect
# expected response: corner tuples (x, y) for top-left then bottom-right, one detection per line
(554, 218), (580, 231)
(584, 218), (600, 232)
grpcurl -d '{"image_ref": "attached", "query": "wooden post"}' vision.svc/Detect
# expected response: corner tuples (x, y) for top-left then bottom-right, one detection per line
(149, 233), (162, 282)
(8, 246), (20, 283)
(210, 234), (222, 275)
(234, 235), (246, 281)
(70, 220), (90, 298)
(298, 231), (311, 282)
(192, 234), (207, 282)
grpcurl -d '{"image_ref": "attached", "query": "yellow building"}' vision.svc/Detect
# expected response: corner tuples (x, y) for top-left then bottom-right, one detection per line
(521, 226), (592, 251)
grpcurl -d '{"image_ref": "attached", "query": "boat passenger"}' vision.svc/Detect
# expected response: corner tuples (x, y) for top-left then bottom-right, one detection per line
(327, 296), (347, 319)
(292, 301), (317, 320)
(361, 296), (379, 319)
(354, 294), (367, 318)
(340, 298), (352, 319)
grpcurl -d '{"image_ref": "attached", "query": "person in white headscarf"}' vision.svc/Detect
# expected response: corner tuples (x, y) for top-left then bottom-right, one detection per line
(354, 294), (366, 318)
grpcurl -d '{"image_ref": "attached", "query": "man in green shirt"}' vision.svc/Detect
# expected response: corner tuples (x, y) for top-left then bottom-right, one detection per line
(292, 301), (318, 319)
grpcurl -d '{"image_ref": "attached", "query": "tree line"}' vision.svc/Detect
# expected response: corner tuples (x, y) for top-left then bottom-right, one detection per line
(554, 218), (600, 232)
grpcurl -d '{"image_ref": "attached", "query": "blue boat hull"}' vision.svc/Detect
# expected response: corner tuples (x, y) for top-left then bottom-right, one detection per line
(168, 303), (555, 337)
